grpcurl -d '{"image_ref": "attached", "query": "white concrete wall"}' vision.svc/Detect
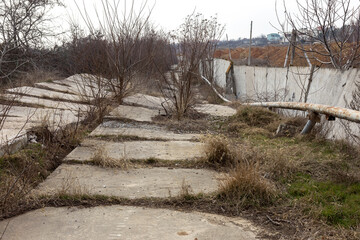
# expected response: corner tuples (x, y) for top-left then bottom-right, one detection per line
(213, 59), (230, 88)
(213, 59), (360, 141)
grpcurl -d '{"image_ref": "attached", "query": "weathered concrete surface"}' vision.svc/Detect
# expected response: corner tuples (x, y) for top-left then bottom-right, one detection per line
(0, 206), (259, 240)
(35, 165), (221, 198)
(7, 86), (83, 102)
(54, 74), (108, 98)
(0, 131), (27, 157)
(194, 104), (237, 117)
(90, 121), (201, 141)
(0, 106), (81, 146)
(64, 139), (204, 162)
(4, 94), (90, 112)
(123, 93), (166, 110)
(108, 105), (164, 122)
(35, 81), (79, 95)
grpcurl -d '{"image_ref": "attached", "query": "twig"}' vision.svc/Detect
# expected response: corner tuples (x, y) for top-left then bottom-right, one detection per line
(266, 214), (281, 226)
(0, 220), (10, 240)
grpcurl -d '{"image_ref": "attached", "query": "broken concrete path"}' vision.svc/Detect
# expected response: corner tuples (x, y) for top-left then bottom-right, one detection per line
(0, 206), (259, 240)
(90, 121), (202, 141)
(123, 93), (167, 110)
(122, 93), (237, 117)
(64, 139), (204, 162)
(108, 105), (165, 122)
(35, 164), (221, 198)
(6, 86), (83, 102)
(4, 94), (90, 112)
(194, 104), (237, 117)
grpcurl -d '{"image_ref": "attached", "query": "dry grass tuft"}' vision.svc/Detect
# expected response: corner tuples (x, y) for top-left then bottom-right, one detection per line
(57, 171), (89, 196)
(179, 179), (194, 198)
(231, 106), (280, 128)
(203, 135), (236, 168)
(91, 147), (129, 169)
(218, 163), (278, 208)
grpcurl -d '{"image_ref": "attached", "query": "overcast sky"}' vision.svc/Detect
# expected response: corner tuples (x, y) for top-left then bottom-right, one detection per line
(54, 0), (300, 40)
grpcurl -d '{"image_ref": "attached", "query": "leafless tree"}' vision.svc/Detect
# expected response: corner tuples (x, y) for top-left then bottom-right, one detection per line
(278, 0), (360, 70)
(157, 13), (224, 119)
(0, 0), (63, 82)
(75, 0), (156, 103)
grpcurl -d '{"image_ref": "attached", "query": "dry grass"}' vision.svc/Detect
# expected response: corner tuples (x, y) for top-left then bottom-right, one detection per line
(57, 171), (89, 196)
(231, 106), (280, 128)
(0, 118), (94, 218)
(218, 163), (278, 208)
(178, 179), (194, 198)
(91, 147), (129, 169)
(203, 135), (237, 168)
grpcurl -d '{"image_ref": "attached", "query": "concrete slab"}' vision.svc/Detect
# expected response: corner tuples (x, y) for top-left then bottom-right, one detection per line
(0, 131), (27, 157)
(123, 93), (166, 110)
(64, 139), (204, 162)
(0, 206), (259, 240)
(4, 94), (90, 112)
(59, 74), (109, 97)
(0, 107), (81, 146)
(7, 87), (82, 102)
(35, 164), (221, 198)
(90, 121), (201, 141)
(194, 104), (237, 117)
(108, 105), (164, 122)
(35, 81), (78, 94)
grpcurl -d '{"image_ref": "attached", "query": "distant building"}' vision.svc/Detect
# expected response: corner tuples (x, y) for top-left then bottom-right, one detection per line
(267, 33), (281, 43)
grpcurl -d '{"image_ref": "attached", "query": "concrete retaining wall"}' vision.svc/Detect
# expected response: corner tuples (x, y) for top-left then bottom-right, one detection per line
(214, 58), (360, 141)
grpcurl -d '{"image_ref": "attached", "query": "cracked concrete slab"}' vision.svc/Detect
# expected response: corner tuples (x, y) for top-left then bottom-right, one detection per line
(64, 139), (204, 162)
(7, 87), (82, 102)
(90, 121), (201, 141)
(4, 94), (90, 112)
(123, 93), (166, 110)
(194, 104), (237, 117)
(35, 164), (221, 198)
(108, 105), (164, 122)
(0, 107), (81, 146)
(0, 206), (259, 240)
(35, 81), (79, 95)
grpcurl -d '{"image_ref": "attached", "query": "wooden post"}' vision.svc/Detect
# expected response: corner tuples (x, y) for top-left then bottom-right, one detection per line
(248, 21), (253, 66)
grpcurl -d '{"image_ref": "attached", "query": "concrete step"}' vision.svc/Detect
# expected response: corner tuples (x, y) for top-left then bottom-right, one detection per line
(64, 139), (205, 162)
(0, 206), (259, 240)
(90, 121), (202, 141)
(108, 105), (164, 122)
(34, 164), (222, 198)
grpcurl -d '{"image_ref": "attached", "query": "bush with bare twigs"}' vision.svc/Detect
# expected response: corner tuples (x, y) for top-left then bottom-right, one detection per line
(156, 13), (224, 119)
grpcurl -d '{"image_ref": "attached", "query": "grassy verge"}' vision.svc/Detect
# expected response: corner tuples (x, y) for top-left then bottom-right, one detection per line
(200, 105), (360, 238)
(0, 122), (94, 218)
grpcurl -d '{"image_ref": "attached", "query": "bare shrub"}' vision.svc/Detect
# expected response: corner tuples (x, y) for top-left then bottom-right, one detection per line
(341, 81), (360, 144)
(0, 0), (63, 82)
(156, 13), (224, 119)
(75, 74), (112, 125)
(278, 0), (360, 70)
(75, 0), (159, 103)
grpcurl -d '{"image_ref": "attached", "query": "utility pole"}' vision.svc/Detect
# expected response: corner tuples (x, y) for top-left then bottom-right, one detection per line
(248, 21), (253, 66)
